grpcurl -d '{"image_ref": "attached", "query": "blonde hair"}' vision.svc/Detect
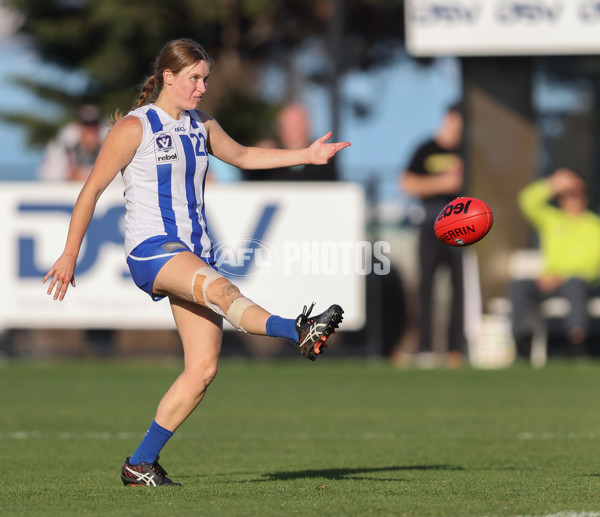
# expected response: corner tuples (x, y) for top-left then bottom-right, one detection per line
(110, 38), (212, 125)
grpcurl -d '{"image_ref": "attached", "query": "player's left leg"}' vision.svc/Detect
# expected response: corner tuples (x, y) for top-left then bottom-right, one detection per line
(155, 298), (223, 431)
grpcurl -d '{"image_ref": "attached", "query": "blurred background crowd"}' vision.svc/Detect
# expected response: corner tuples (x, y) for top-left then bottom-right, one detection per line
(2, 0), (600, 368)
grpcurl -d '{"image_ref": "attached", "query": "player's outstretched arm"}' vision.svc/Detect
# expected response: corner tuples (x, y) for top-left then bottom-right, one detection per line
(202, 114), (350, 171)
(43, 116), (142, 301)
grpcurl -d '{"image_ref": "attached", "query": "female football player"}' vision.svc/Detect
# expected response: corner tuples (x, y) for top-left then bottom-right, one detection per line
(43, 38), (348, 486)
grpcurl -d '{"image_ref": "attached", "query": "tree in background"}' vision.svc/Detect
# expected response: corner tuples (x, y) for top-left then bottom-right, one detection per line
(2, 0), (403, 147)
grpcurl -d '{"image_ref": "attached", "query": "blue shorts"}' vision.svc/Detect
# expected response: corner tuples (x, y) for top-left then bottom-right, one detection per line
(126, 235), (216, 301)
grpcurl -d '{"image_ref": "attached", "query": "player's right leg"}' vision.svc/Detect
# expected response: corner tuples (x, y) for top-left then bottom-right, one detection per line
(152, 250), (271, 334)
(127, 235), (344, 360)
(153, 251), (344, 360)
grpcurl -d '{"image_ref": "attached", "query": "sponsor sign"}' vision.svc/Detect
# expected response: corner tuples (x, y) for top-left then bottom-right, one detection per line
(0, 181), (367, 331)
(406, 0), (600, 56)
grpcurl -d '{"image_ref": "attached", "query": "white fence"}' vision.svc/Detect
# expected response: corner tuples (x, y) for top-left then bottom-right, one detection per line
(0, 181), (367, 331)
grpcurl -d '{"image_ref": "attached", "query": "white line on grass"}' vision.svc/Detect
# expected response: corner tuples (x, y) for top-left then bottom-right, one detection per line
(519, 432), (599, 440)
(9, 430), (596, 442)
(0, 431), (142, 440)
(0, 431), (401, 441)
(513, 512), (600, 517)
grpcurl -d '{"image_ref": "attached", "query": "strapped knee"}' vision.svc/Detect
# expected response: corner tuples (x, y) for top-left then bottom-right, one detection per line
(192, 267), (226, 316)
(192, 267), (256, 330)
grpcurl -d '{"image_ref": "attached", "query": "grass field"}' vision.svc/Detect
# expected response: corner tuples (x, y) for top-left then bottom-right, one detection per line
(3, 358), (600, 516)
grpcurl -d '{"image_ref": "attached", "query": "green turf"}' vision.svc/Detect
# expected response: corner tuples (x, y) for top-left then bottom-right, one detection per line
(3, 358), (600, 516)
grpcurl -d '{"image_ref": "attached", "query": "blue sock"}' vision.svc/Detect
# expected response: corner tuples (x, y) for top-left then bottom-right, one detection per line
(129, 420), (174, 465)
(266, 315), (298, 343)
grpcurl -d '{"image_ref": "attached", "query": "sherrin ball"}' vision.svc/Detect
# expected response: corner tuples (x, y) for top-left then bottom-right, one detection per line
(434, 197), (493, 247)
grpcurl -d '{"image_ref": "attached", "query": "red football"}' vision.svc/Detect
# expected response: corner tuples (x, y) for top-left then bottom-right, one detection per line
(434, 197), (493, 246)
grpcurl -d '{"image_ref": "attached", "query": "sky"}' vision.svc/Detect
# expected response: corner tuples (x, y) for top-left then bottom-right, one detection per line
(0, 23), (462, 214)
(0, 35), (46, 180)
(211, 42), (462, 211)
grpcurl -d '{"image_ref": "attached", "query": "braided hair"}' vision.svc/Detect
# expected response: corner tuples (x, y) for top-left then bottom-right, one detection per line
(110, 39), (212, 124)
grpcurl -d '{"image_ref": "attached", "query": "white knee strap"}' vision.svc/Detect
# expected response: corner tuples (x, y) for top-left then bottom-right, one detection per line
(193, 267), (225, 316)
(226, 297), (256, 331)
(193, 268), (256, 329)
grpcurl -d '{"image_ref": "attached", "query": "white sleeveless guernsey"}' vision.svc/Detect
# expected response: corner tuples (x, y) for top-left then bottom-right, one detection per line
(122, 104), (214, 263)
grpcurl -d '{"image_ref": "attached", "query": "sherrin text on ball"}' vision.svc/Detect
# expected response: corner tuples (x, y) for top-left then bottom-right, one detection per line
(434, 197), (493, 246)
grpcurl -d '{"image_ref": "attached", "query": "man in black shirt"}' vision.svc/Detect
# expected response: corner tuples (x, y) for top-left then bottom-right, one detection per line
(400, 104), (465, 366)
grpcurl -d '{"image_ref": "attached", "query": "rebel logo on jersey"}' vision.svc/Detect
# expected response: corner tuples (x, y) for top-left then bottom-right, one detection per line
(154, 133), (179, 163)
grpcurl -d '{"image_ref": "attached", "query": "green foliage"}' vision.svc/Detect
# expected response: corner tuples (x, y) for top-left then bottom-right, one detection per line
(3, 0), (405, 147)
(1, 112), (61, 148)
(215, 93), (280, 145)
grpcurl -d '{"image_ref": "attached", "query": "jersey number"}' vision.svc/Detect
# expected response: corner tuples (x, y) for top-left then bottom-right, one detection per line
(190, 133), (207, 156)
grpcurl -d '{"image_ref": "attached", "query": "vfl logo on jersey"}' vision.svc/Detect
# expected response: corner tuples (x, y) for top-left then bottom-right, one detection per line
(154, 133), (179, 163)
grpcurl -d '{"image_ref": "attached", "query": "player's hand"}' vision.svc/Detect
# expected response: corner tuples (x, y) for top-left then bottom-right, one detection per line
(307, 132), (351, 165)
(42, 253), (77, 301)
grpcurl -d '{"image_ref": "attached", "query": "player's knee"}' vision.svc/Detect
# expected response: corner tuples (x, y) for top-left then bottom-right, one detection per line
(201, 363), (219, 388)
(191, 267), (256, 331)
(192, 267), (228, 315)
(218, 284), (243, 306)
(187, 362), (218, 396)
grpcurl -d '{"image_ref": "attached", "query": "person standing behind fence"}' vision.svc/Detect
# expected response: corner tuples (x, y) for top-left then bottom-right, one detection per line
(242, 103), (338, 181)
(510, 168), (600, 356)
(39, 104), (107, 182)
(399, 104), (466, 367)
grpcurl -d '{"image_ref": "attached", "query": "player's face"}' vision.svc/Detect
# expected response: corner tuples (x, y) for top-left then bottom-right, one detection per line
(169, 60), (210, 110)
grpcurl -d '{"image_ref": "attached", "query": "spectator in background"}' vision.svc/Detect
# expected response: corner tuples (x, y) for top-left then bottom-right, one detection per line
(399, 104), (465, 367)
(39, 104), (107, 181)
(38, 104), (112, 355)
(510, 168), (600, 356)
(243, 103), (338, 181)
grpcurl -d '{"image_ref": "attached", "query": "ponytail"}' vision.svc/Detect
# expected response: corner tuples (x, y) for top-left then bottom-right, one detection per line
(133, 75), (159, 109)
(107, 75), (158, 127)
(106, 108), (122, 128)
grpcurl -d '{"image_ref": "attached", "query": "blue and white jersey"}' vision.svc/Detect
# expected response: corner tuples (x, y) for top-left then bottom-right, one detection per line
(122, 104), (214, 263)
